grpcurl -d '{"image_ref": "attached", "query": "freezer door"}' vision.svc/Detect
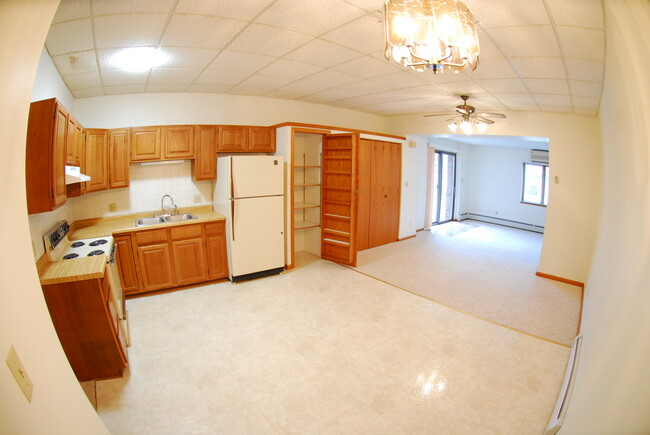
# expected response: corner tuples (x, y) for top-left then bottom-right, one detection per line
(230, 195), (284, 277)
(232, 156), (284, 198)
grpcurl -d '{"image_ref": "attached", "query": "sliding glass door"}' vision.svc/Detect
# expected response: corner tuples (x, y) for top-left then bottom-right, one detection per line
(431, 151), (457, 225)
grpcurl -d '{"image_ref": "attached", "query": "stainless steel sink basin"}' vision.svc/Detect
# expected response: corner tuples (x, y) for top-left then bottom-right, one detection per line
(135, 216), (166, 227)
(164, 213), (198, 223)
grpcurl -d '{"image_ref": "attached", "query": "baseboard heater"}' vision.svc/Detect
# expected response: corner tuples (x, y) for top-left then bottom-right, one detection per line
(545, 334), (583, 435)
(463, 213), (545, 233)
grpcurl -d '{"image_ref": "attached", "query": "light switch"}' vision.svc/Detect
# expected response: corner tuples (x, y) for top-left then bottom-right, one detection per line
(6, 345), (33, 402)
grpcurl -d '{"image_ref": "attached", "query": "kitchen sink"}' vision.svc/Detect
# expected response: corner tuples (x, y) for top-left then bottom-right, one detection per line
(135, 217), (166, 227)
(164, 213), (198, 222)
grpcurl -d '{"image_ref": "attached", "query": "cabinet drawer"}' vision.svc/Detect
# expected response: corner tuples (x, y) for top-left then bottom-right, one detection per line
(135, 228), (168, 245)
(171, 224), (203, 240)
(204, 221), (225, 236)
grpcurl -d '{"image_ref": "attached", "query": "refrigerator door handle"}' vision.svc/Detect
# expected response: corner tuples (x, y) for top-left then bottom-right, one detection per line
(230, 157), (235, 199)
(231, 200), (235, 242)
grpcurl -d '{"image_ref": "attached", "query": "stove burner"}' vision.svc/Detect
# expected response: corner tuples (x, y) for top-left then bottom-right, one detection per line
(70, 241), (85, 248)
(89, 239), (108, 246)
(63, 253), (79, 260)
(88, 250), (105, 256)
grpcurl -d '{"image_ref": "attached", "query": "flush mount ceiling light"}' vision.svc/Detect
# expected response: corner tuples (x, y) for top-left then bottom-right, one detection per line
(109, 47), (169, 73)
(384, 0), (480, 73)
(424, 95), (506, 135)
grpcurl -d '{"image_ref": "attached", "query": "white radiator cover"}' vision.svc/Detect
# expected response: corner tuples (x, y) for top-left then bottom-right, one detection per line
(545, 334), (583, 435)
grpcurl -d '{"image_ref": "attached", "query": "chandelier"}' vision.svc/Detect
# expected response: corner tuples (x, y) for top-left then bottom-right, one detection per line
(384, 0), (480, 73)
(447, 116), (487, 135)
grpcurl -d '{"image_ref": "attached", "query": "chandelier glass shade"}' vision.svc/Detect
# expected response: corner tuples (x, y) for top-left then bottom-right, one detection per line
(384, 0), (480, 73)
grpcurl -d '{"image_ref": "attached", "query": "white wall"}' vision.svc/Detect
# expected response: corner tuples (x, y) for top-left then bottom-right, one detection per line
(467, 145), (547, 229)
(560, 0), (650, 432)
(31, 47), (74, 109)
(0, 0), (110, 433)
(386, 109), (601, 284)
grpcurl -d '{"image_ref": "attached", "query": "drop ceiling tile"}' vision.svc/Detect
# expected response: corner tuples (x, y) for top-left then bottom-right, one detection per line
(466, 57), (519, 80)
(524, 79), (570, 95)
(63, 71), (101, 90)
(94, 14), (168, 49)
(175, 0), (277, 20)
(146, 83), (191, 93)
(321, 15), (385, 54)
(336, 92), (410, 108)
(187, 84), (232, 93)
(569, 80), (602, 98)
(471, 0), (550, 28)
(434, 80), (488, 95)
(332, 80), (392, 97)
(161, 15), (248, 49)
(574, 107), (599, 116)
(414, 70), (470, 84)
(285, 39), (362, 68)
(465, 94), (509, 111)
(301, 70), (360, 87)
(556, 27), (604, 62)
(533, 94), (571, 106)
(52, 51), (98, 75)
(492, 93), (539, 110)
(149, 68), (202, 84)
(331, 56), (401, 79)
(275, 78), (336, 96)
(572, 96), (600, 110)
(366, 71), (431, 90)
(207, 51), (276, 73)
(93, 0), (177, 15)
(237, 74), (293, 90)
(479, 79), (528, 94)
(342, 0), (385, 14)
(227, 23), (313, 57)
(255, 0), (365, 36)
(52, 0), (91, 23)
(487, 26), (561, 58)
(46, 19), (94, 55)
(474, 28), (506, 60)
(195, 70), (250, 86)
(299, 88), (353, 103)
(226, 87), (270, 96)
(538, 105), (572, 113)
(160, 47), (220, 69)
(73, 87), (104, 98)
(104, 84), (148, 95)
(565, 58), (603, 82)
(510, 57), (566, 79)
(265, 90), (307, 100)
(258, 59), (323, 80)
(101, 70), (149, 86)
(546, 0), (604, 29)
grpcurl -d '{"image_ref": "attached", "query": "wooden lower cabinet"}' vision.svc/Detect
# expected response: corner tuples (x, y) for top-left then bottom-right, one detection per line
(41, 273), (128, 381)
(114, 235), (139, 294)
(137, 243), (175, 292)
(172, 238), (208, 285)
(205, 221), (228, 279)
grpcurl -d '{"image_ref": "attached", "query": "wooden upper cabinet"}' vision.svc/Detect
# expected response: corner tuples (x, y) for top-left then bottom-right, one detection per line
(248, 127), (276, 152)
(26, 98), (68, 214)
(65, 115), (81, 166)
(130, 126), (162, 162)
(109, 129), (130, 189)
(193, 125), (217, 181)
(218, 126), (248, 152)
(163, 125), (194, 159)
(84, 129), (109, 193)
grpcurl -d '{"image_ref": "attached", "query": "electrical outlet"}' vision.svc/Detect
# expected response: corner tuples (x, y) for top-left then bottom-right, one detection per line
(108, 203), (117, 212)
(6, 345), (33, 402)
(193, 195), (201, 204)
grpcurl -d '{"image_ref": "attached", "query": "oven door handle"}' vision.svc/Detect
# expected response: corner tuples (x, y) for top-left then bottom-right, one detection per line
(109, 244), (117, 264)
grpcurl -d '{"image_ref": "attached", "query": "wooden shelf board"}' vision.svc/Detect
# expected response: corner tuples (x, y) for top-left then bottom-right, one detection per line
(294, 183), (321, 187)
(295, 220), (320, 230)
(294, 202), (320, 209)
(294, 165), (321, 168)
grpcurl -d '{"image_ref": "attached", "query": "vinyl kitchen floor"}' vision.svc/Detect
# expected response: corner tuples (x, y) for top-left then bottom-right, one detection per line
(97, 253), (570, 434)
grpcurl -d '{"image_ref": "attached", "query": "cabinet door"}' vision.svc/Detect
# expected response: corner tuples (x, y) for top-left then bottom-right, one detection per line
(218, 126), (247, 152)
(109, 129), (130, 189)
(356, 139), (372, 251)
(368, 141), (401, 248)
(248, 127), (275, 152)
(206, 222), (228, 279)
(84, 129), (109, 192)
(66, 115), (76, 165)
(192, 125), (217, 181)
(131, 126), (162, 161)
(163, 125), (194, 159)
(137, 243), (175, 291)
(114, 235), (140, 294)
(52, 104), (68, 209)
(66, 124), (87, 198)
(172, 238), (208, 286)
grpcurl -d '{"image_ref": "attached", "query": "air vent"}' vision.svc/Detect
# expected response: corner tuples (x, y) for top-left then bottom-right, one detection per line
(531, 149), (549, 163)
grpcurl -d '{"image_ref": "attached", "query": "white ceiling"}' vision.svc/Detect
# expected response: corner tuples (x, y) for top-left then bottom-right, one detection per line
(45, 0), (605, 117)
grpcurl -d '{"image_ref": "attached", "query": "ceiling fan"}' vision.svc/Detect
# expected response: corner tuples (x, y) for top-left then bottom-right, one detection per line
(424, 95), (506, 134)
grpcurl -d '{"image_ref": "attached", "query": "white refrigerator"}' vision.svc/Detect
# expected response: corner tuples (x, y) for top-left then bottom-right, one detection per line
(213, 155), (285, 282)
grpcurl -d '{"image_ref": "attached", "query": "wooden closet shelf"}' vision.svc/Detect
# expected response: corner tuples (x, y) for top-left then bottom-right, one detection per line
(295, 220), (320, 230)
(294, 202), (320, 209)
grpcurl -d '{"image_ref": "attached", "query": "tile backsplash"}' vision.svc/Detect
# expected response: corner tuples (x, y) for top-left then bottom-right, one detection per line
(71, 161), (212, 220)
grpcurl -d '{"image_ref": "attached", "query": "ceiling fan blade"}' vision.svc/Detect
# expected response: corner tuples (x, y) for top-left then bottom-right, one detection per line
(477, 112), (506, 119)
(475, 116), (495, 124)
(423, 112), (455, 117)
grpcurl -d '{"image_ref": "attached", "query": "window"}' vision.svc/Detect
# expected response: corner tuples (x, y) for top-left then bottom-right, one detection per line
(522, 163), (549, 206)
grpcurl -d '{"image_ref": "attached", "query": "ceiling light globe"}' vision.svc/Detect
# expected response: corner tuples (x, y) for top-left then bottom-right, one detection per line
(448, 123), (458, 133)
(109, 47), (169, 73)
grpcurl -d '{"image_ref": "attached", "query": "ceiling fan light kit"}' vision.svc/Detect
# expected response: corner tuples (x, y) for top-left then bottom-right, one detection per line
(426, 95), (506, 135)
(384, 0), (480, 73)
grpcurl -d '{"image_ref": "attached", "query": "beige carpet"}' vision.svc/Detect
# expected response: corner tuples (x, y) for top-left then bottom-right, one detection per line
(354, 221), (582, 346)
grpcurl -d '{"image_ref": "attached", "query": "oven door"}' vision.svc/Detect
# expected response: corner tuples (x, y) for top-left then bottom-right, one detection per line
(107, 244), (130, 346)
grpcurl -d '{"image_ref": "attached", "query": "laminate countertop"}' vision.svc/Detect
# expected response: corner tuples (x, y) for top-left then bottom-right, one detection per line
(39, 256), (106, 286)
(70, 205), (226, 239)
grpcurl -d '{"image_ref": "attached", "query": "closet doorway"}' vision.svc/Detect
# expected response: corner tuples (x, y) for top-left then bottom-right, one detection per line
(428, 150), (457, 226)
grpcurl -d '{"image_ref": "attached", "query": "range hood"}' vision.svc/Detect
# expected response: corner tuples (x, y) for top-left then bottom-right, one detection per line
(65, 165), (91, 185)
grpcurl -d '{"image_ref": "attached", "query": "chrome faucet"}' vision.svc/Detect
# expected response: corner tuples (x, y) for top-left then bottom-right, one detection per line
(160, 194), (177, 216)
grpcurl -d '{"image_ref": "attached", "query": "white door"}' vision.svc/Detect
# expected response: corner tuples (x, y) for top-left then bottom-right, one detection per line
(230, 195), (284, 277)
(232, 156), (284, 198)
